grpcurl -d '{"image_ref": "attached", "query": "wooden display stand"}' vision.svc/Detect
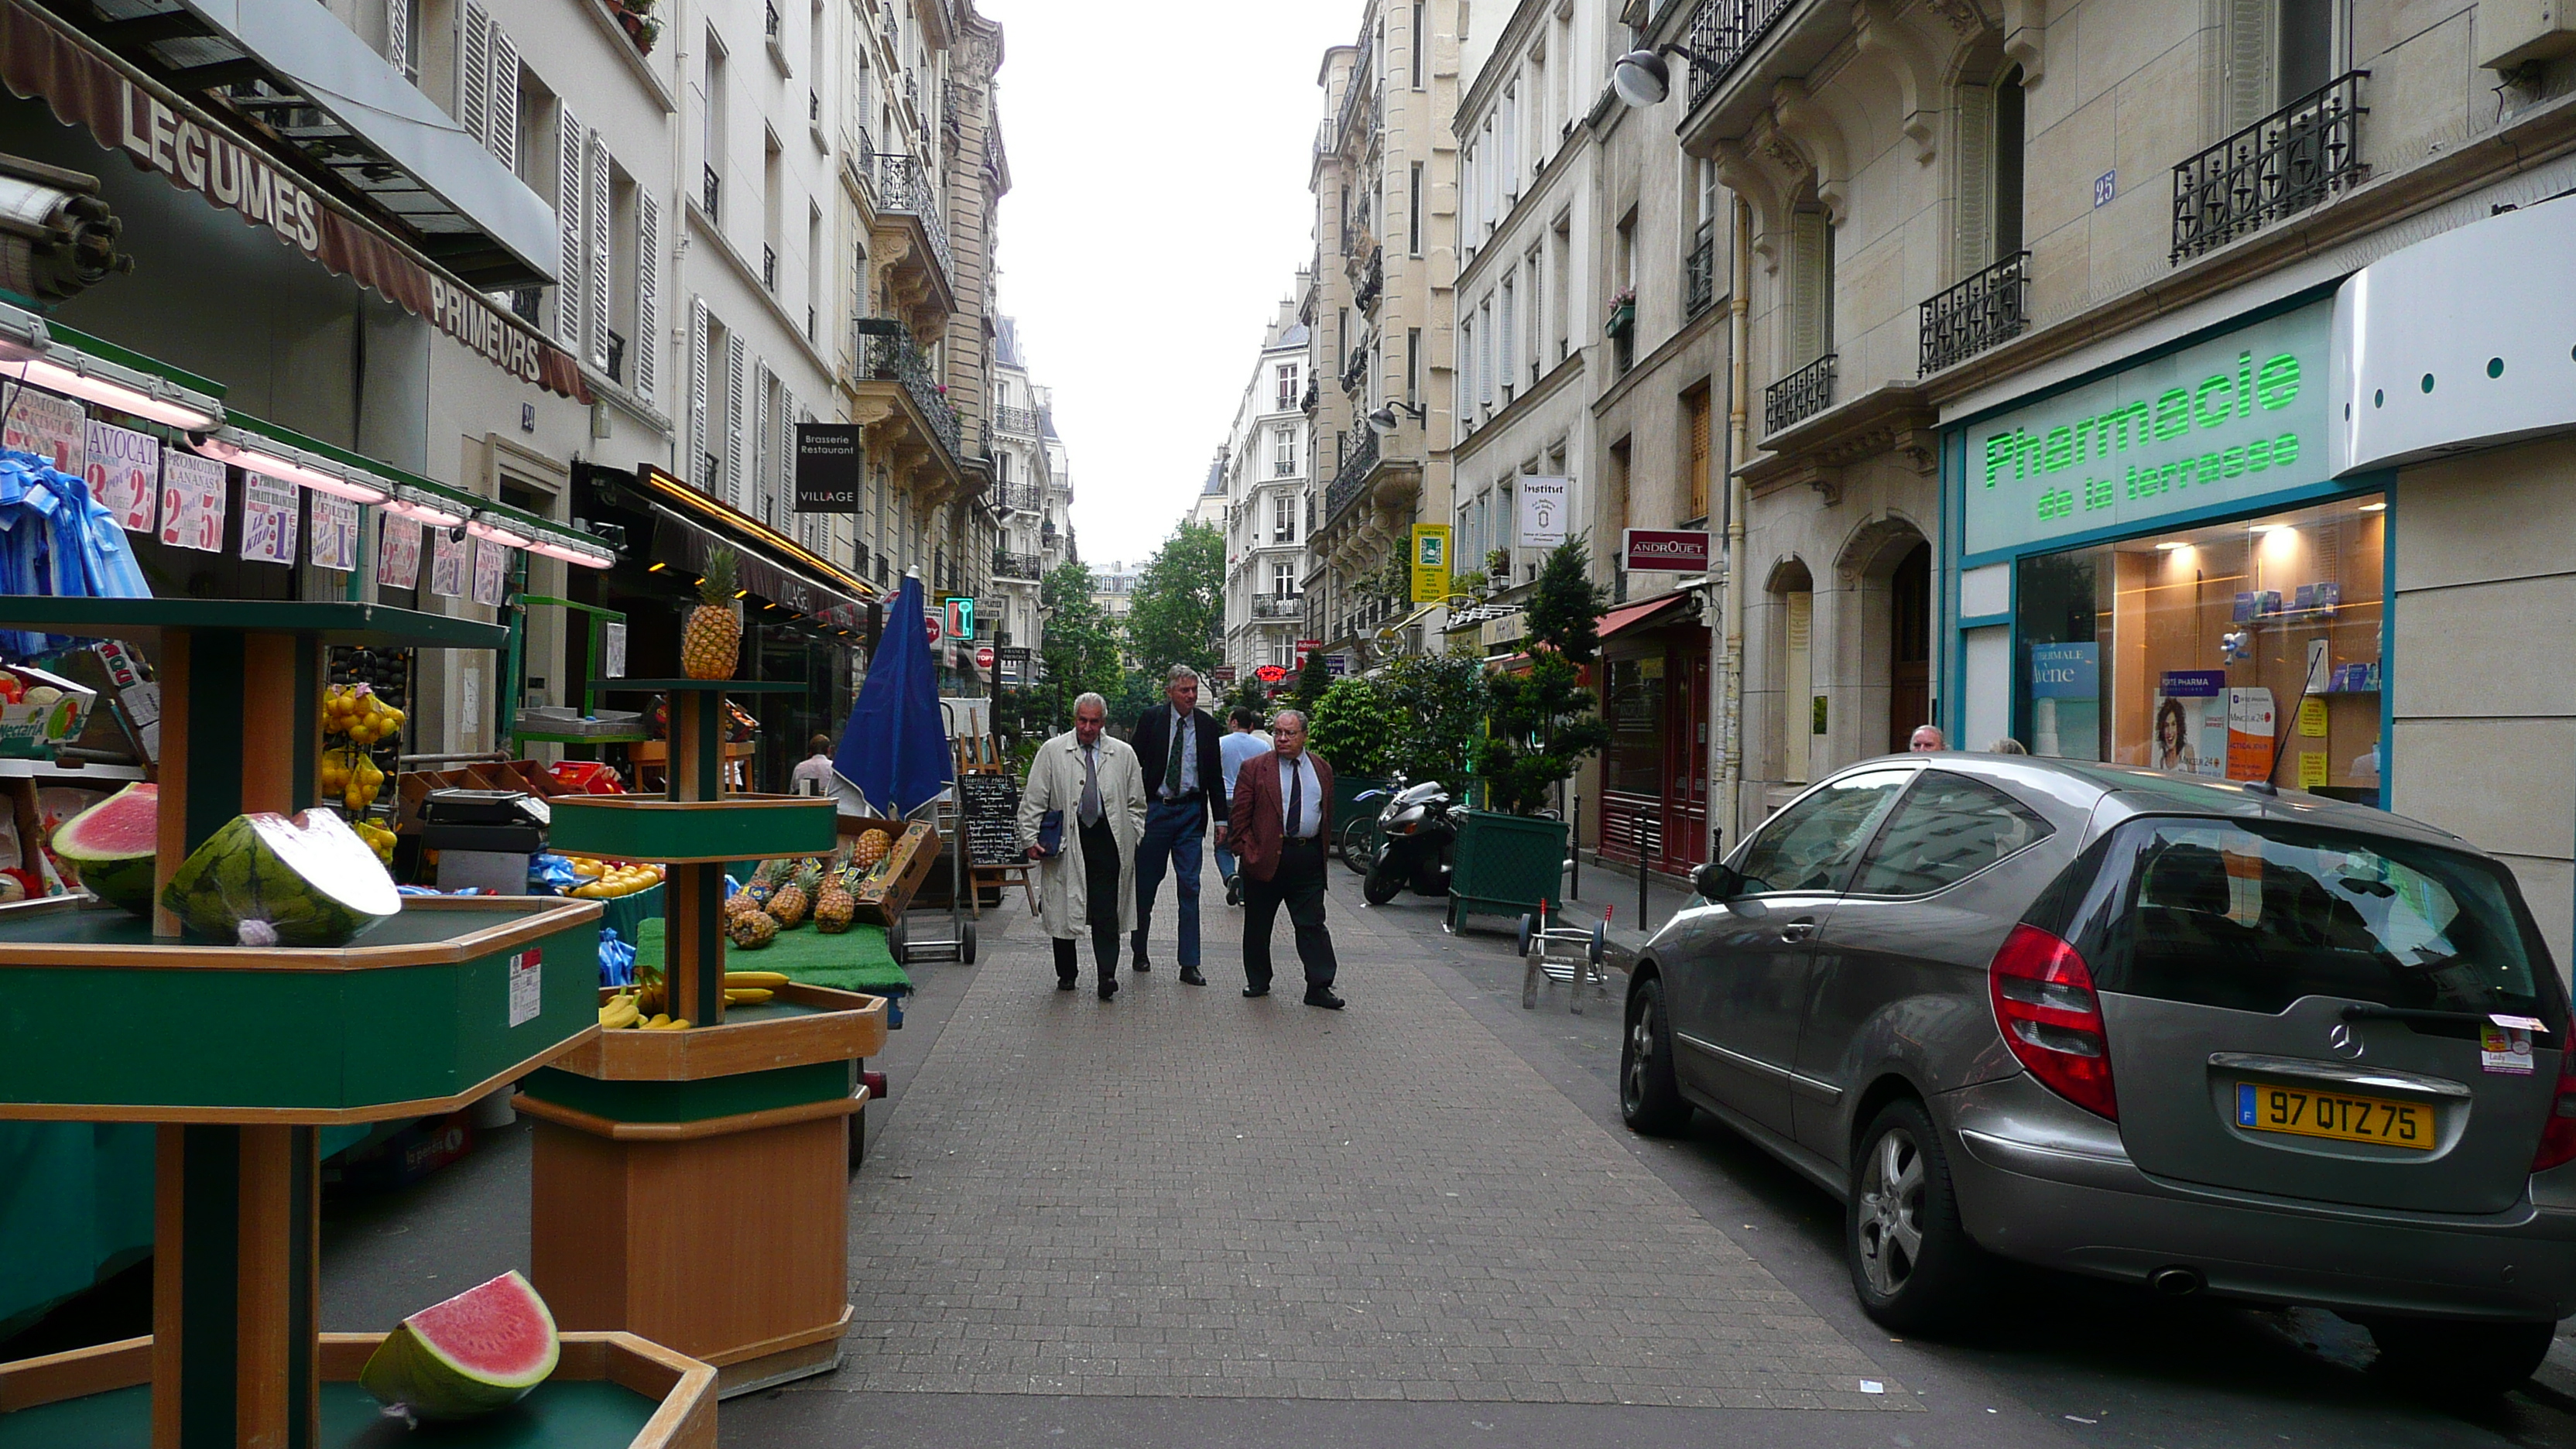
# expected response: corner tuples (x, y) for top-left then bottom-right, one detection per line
(0, 600), (706, 1449)
(522, 680), (887, 1397)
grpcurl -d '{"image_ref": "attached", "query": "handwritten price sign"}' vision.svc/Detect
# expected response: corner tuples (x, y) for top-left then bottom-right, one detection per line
(159, 452), (228, 553)
(377, 514), (422, 590)
(240, 477), (299, 565)
(84, 422), (160, 533)
(429, 524), (467, 598)
(471, 536), (509, 607)
(310, 493), (360, 571)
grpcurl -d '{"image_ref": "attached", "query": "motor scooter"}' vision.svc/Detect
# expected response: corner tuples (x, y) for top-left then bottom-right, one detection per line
(1358, 777), (1458, 905)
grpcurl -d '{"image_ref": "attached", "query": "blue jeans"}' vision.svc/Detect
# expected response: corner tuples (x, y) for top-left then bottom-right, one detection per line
(1132, 796), (1206, 968)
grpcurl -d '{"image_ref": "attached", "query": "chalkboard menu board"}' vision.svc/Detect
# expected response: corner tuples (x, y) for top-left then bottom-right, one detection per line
(957, 773), (1022, 867)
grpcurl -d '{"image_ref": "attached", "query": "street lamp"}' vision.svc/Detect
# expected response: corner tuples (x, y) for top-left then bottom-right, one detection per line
(1611, 43), (1725, 108)
(1365, 400), (1427, 437)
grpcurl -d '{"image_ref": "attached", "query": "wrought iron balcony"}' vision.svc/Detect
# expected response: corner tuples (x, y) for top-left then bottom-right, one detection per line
(863, 150), (955, 291)
(1340, 344), (1370, 394)
(993, 402), (1039, 437)
(1324, 429), (1379, 524)
(605, 328), (626, 384)
(2172, 71), (2368, 264)
(1681, 0), (1800, 111)
(1764, 352), (1835, 434)
(993, 550), (1043, 581)
(1684, 235), (1716, 318)
(993, 482), (1040, 515)
(1300, 376), (1318, 414)
(853, 321), (960, 459)
(762, 245), (776, 291)
(1252, 595), (1304, 620)
(809, 89), (820, 125)
(1919, 250), (2030, 375)
(764, 2), (780, 39)
(1354, 248), (1383, 313)
(701, 164), (720, 221)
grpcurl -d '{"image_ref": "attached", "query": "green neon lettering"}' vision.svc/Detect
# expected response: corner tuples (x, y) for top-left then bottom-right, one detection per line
(2222, 445), (2246, 477)
(2256, 354), (2300, 410)
(2153, 388), (2191, 440)
(2246, 437), (2271, 471)
(2194, 376), (2234, 430)
(2270, 432), (2300, 468)
(2043, 426), (2075, 471)
(2237, 351), (2254, 417)
(1983, 430), (2019, 487)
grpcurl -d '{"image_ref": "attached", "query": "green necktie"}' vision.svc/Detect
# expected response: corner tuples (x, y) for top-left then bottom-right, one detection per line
(1163, 712), (1186, 796)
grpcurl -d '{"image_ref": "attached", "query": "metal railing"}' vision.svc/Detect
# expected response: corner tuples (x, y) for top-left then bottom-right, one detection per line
(1684, 234), (1716, 317)
(1253, 595), (1303, 619)
(1682, 0), (1800, 111)
(993, 402), (1039, 436)
(1764, 352), (1836, 434)
(1918, 249), (2030, 375)
(1354, 247), (1383, 312)
(1341, 344), (1369, 393)
(853, 321), (960, 458)
(862, 150), (954, 289)
(2171, 70), (2368, 264)
(993, 550), (1043, 581)
(762, 245), (776, 291)
(993, 482), (1040, 514)
(809, 89), (820, 125)
(764, 2), (779, 39)
(701, 164), (720, 221)
(1324, 429), (1378, 523)
(606, 328), (625, 384)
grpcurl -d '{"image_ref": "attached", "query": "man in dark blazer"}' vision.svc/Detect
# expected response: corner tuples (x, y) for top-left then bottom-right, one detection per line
(1226, 707), (1343, 1009)
(1127, 664), (1229, 985)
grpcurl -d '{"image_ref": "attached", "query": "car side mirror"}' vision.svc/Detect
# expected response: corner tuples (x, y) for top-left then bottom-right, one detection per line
(1691, 860), (1742, 902)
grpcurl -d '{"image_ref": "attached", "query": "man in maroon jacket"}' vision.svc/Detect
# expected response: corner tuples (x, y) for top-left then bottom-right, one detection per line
(1225, 709), (1344, 1009)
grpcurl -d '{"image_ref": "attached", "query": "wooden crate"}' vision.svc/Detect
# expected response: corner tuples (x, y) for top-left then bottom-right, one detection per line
(838, 815), (937, 926)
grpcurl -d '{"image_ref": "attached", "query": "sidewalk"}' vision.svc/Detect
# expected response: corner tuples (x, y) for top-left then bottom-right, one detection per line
(1548, 851), (1699, 960)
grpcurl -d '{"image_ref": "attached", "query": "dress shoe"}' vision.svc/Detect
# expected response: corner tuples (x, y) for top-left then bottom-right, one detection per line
(1131, 956), (1151, 973)
(1242, 985), (1270, 998)
(1225, 877), (1242, 906)
(1057, 977), (1077, 992)
(1303, 988), (1346, 1010)
(1180, 967), (1208, 986)
(1098, 979), (1120, 1002)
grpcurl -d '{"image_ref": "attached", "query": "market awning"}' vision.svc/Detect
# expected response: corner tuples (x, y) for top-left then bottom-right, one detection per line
(632, 465), (872, 627)
(1598, 591), (1698, 642)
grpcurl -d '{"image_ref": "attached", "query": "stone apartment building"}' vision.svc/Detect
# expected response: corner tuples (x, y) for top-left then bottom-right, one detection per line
(1614, 0), (2576, 954)
(988, 315), (1064, 683)
(1307, 0), (1464, 670)
(1219, 278), (1316, 681)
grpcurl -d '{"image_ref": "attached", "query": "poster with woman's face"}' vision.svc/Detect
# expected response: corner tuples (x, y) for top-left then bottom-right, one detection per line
(2153, 671), (2227, 776)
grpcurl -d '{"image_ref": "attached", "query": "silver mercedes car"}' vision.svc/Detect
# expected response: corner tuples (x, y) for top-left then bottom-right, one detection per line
(1620, 755), (2576, 1396)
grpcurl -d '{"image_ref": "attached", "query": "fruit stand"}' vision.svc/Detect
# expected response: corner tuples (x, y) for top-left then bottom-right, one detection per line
(518, 678), (887, 1398)
(0, 598), (714, 1448)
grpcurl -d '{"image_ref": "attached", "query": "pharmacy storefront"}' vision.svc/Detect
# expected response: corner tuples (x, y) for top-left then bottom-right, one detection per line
(1942, 296), (2391, 806)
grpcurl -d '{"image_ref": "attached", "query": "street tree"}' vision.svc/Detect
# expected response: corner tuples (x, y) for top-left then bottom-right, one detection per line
(1123, 520), (1226, 677)
(1037, 560), (1123, 731)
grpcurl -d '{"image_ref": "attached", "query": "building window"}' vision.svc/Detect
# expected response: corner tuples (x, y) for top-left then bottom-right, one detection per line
(1273, 428), (1297, 478)
(1276, 363), (1297, 411)
(1683, 383), (1712, 524)
(1273, 560), (1297, 597)
(1408, 162), (1423, 256)
(1410, 2), (1425, 88)
(1404, 328), (1420, 406)
(1273, 492), (1296, 543)
(1788, 201), (1835, 367)
(1956, 67), (2026, 275)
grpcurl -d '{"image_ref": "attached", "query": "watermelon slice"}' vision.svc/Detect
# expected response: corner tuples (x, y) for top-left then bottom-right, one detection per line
(50, 783), (158, 916)
(160, 809), (399, 947)
(360, 1270), (561, 1422)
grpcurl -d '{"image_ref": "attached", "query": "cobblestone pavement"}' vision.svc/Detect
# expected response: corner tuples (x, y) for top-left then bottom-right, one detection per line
(810, 875), (1915, 1410)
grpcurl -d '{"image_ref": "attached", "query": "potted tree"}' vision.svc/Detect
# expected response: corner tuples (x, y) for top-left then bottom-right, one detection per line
(1304, 673), (1396, 858)
(1447, 539), (1610, 933)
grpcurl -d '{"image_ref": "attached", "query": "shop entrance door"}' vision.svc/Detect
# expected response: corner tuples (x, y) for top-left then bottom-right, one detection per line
(1887, 543), (1931, 753)
(1662, 637), (1711, 871)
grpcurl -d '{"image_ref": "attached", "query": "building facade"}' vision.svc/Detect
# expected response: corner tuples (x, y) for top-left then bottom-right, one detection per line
(987, 314), (1060, 680)
(1218, 279), (1314, 680)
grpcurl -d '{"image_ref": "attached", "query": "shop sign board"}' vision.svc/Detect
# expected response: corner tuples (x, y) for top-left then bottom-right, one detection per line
(944, 597), (975, 642)
(793, 423), (862, 512)
(1517, 476), (1571, 549)
(158, 451), (225, 553)
(1409, 523), (1451, 604)
(1294, 639), (1321, 666)
(1964, 300), (2331, 559)
(376, 513), (423, 590)
(1253, 664), (1290, 683)
(83, 421), (158, 534)
(1326, 654), (1350, 677)
(975, 643), (995, 671)
(923, 608), (944, 646)
(1211, 665), (1237, 683)
(1622, 529), (1712, 573)
(997, 646), (1029, 686)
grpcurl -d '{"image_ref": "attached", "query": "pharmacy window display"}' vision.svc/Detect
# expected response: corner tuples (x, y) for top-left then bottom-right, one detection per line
(2010, 493), (2385, 802)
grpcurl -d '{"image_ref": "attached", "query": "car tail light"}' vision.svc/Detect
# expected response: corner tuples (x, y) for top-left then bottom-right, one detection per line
(1989, 923), (2118, 1121)
(2532, 1047), (2576, 1172)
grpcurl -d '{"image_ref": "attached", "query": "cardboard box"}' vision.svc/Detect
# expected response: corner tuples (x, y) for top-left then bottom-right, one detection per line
(843, 815), (938, 925)
(0, 666), (98, 759)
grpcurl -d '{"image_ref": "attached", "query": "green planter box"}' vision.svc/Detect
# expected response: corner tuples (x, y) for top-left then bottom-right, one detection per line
(549, 793), (838, 863)
(1446, 810), (1569, 933)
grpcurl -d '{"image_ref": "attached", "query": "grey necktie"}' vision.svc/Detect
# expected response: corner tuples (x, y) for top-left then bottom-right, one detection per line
(1286, 756), (1303, 840)
(1079, 744), (1102, 827)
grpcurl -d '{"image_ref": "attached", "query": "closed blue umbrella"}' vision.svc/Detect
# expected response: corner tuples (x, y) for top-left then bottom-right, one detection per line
(837, 572), (951, 815)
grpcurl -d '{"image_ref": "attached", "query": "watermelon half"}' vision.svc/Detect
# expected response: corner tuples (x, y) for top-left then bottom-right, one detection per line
(359, 1270), (561, 1421)
(51, 783), (158, 916)
(160, 809), (400, 947)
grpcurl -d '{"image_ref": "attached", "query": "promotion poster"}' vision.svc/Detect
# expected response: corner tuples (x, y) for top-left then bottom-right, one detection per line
(376, 514), (422, 590)
(310, 493), (361, 571)
(159, 452), (228, 553)
(2151, 670), (2227, 776)
(2225, 687), (2278, 783)
(2028, 642), (2101, 761)
(2, 389), (84, 474)
(239, 476), (299, 565)
(428, 526), (467, 598)
(84, 422), (159, 533)
(470, 537), (509, 607)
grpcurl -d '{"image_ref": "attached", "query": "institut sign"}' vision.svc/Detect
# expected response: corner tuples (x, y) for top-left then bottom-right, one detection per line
(1963, 301), (2331, 558)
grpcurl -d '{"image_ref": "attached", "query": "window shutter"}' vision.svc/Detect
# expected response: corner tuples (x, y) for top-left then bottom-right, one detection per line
(1498, 284), (1516, 393)
(724, 333), (748, 510)
(586, 134), (611, 371)
(2225, 0), (2272, 129)
(485, 24), (519, 167)
(635, 194), (659, 402)
(1686, 389), (1711, 522)
(557, 108), (584, 348)
(1954, 84), (1993, 276)
(687, 300), (708, 487)
(458, 4), (491, 154)
(1783, 590), (1813, 783)
(1790, 211), (1829, 365)
(385, 0), (412, 77)
(780, 386), (797, 527)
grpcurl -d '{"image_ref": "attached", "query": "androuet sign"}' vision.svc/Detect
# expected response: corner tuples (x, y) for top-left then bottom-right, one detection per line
(1964, 301), (2331, 557)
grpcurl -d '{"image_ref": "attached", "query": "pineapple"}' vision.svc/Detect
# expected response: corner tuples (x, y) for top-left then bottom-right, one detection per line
(744, 857), (793, 906)
(814, 867), (856, 933)
(727, 907), (781, 949)
(853, 830), (890, 872)
(769, 861), (820, 929)
(682, 550), (743, 680)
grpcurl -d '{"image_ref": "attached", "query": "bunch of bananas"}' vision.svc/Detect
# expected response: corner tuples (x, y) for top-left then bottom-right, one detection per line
(322, 683), (405, 746)
(597, 989), (688, 1031)
(602, 971), (788, 1028)
(567, 859), (664, 899)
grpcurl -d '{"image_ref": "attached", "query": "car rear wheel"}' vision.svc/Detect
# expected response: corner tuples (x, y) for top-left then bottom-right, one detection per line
(1619, 977), (1690, 1136)
(1848, 1099), (1986, 1332)
(2365, 1317), (2554, 1401)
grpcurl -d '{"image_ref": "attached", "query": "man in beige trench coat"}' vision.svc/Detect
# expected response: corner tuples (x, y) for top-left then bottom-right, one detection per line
(1017, 692), (1147, 999)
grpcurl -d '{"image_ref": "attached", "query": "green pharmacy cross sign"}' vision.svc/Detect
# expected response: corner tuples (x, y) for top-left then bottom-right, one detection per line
(1964, 301), (2333, 558)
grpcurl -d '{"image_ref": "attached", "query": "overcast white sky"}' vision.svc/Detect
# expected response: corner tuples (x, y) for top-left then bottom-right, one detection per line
(976, 2), (1362, 574)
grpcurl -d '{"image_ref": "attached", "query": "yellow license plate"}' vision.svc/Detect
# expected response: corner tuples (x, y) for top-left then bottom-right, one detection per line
(2235, 1082), (2434, 1149)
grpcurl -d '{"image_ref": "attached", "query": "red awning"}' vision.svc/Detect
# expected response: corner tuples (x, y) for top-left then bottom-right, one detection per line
(1597, 591), (1696, 642)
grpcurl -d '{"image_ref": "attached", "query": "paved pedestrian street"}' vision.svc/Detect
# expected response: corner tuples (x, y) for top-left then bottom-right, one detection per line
(799, 883), (1910, 1412)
